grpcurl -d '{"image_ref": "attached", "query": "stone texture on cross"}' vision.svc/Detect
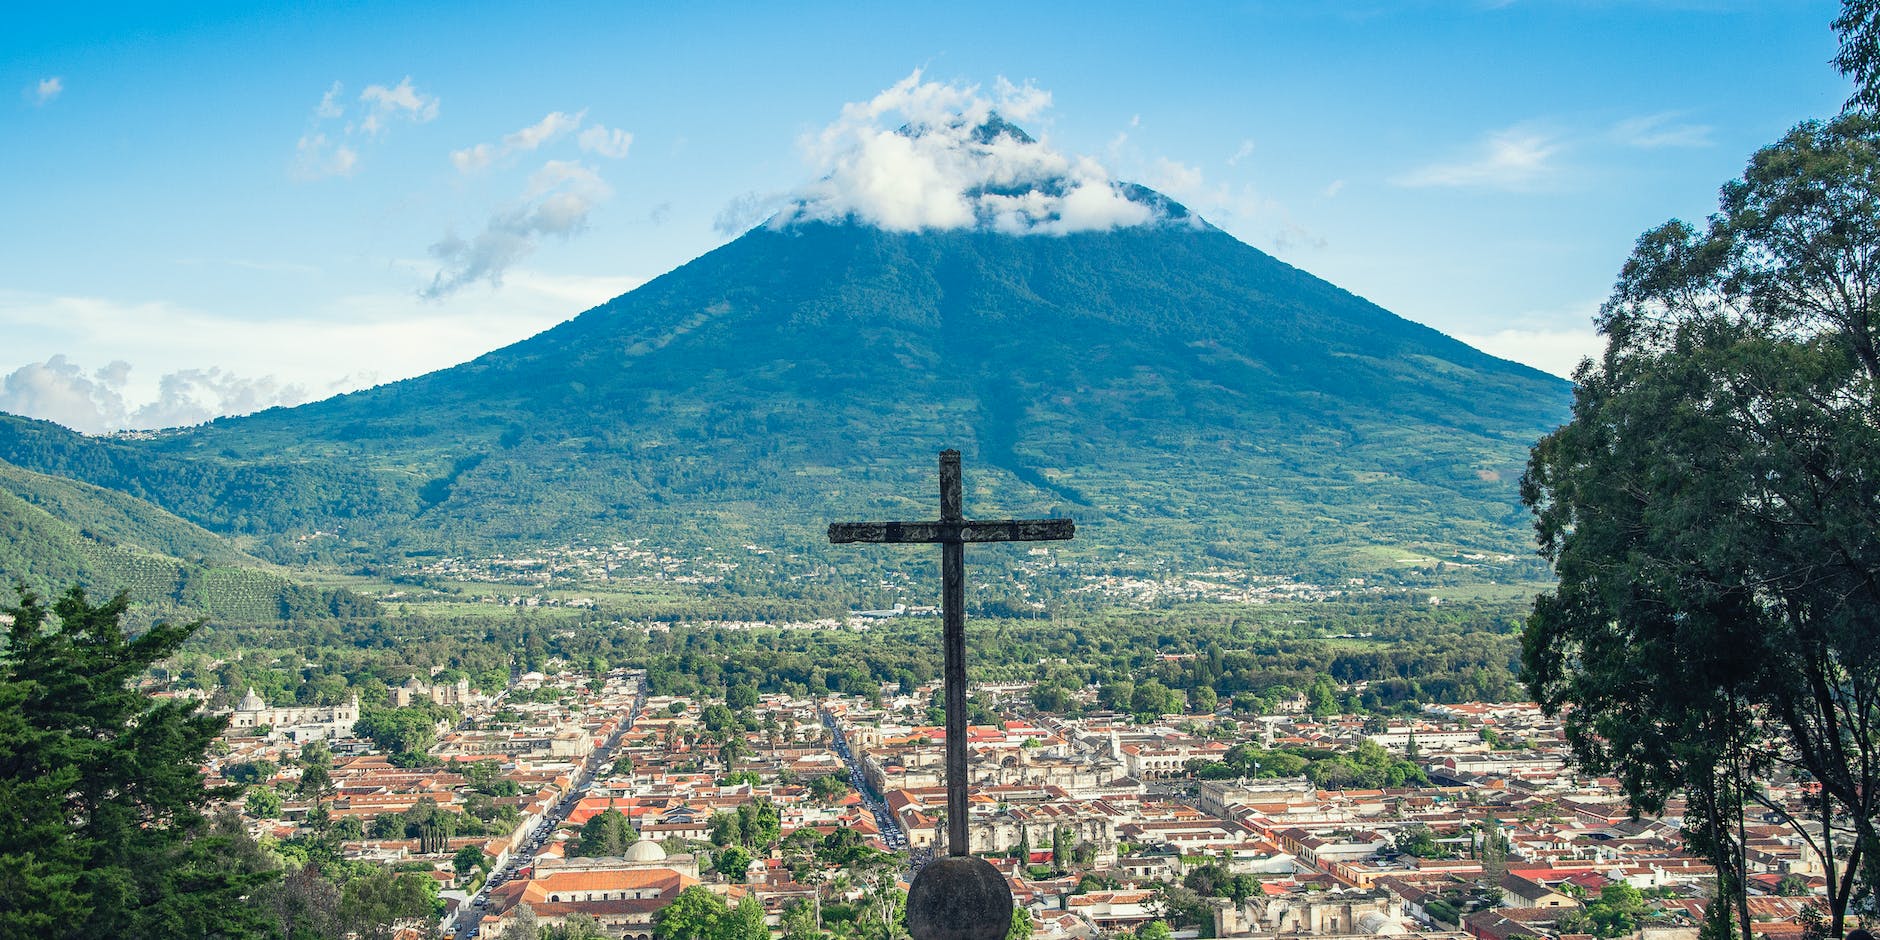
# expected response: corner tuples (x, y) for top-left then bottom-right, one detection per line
(828, 449), (1073, 940)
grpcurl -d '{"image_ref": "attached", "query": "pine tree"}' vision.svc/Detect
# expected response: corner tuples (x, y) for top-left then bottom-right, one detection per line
(0, 587), (277, 939)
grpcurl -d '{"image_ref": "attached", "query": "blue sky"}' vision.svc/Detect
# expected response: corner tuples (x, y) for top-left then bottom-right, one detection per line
(0, 1), (1852, 432)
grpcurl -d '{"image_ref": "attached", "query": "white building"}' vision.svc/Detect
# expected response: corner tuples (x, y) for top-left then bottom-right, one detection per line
(223, 687), (359, 742)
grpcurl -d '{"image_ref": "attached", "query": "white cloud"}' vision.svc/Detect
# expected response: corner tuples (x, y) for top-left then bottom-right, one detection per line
(1149, 158), (1206, 198)
(992, 76), (1051, 121)
(424, 160), (614, 298)
(0, 355), (127, 433)
(1323, 179), (1346, 198)
(292, 133), (359, 180)
(715, 191), (786, 236)
(358, 76), (439, 133)
(27, 76), (62, 106)
(775, 71), (1162, 235)
(1611, 112), (1713, 150)
(1395, 127), (1562, 190)
(578, 125), (633, 159)
(1456, 326), (1604, 379)
(0, 355), (309, 434)
(452, 110), (587, 173)
(315, 81), (344, 118)
(0, 274), (642, 431)
(1228, 139), (1255, 166)
(292, 76), (436, 179)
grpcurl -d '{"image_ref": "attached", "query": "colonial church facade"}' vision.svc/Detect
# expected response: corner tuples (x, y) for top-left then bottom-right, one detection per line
(223, 687), (360, 741)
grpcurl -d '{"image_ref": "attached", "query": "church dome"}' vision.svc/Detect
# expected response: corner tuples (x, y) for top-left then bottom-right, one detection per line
(624, 839), (666, 862)
(238, 688), (266, 711)
(1360, 912), (1405, 935)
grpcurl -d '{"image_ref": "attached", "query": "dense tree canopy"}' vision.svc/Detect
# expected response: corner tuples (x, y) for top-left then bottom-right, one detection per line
(1523, 112), (1880, 937)
(0, 587), (277, 938)
(577, 806), (640, 857)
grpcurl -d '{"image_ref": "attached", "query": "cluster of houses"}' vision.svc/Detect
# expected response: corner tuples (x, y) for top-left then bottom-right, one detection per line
(200, 664), (1837, 940)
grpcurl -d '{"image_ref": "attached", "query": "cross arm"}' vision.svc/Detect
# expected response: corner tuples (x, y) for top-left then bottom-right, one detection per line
(828, 519), (1075, 544)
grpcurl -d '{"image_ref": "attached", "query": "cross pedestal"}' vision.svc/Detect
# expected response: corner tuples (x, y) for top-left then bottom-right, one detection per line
(829, 450), (1074, 940)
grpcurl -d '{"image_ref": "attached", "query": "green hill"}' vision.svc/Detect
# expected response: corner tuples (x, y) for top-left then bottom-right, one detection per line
(0, 188), (1570, 584)
(0, 457), (375, 622)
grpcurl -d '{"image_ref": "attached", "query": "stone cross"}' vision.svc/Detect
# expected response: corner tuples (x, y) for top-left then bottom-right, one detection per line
(829, 449), (1073, 857)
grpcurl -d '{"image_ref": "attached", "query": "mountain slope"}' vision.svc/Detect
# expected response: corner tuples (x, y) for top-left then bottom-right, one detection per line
(0, 456), (374, 621)
(3, 213), (1572, 579)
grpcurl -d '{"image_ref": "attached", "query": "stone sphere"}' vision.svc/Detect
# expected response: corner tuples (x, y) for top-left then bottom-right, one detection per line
(906, 855), (1014, 940)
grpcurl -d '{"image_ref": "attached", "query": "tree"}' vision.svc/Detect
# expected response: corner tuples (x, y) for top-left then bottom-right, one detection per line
(0, 587), (279, 939)
(780, 898), (821, 940)
(1155, 883), (1213, 931)
(1838, 1), (1880, 112)
(454, 844), (487, 876)
(339, 866), (438, 940)
(352, 704), (439, 757)
(1007, 906), (1033, 940)
(736, 798), (781, 849)
(809, 772), (850, 802)
(715, 846), (753, 882)
(722, 895), (769, 940)
(299, 739), (334, 798)
(1479, 814), (1510, 880)
(1394, 824), (1447, 859)
(653, 884), (726, 940)
(709, 811), (742, 847)
(577, 806), (639, 857)
(247, 785), (284, 819)
(226, 759), (278, 785)
(853, 878), (907, 940)
(260, 864), (341, 940)
(498, 902), (540, 940)
(544, 911), (608, 940)
(1523, 112), (1880, 938)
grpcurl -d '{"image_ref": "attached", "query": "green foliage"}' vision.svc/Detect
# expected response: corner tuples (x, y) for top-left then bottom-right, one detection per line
(1524, 111), (1880, 934)
(0, 457), (375, 625)
(246, 785), (284, 819)
(1185, 860), (1260, 904)
(653, 884), (727, 940)
(577, 807), (639, 857)
(1559, 884), (1650, 939)
(722, 895), (768, 940)
(714, 846), (753, 881)
(226, 758), (277, 785)
(0, 586), (279, 939)
(1188, 739), (1423, 789)
(352, 702), (446, 757)
(453, 844), (487, 875)
(1008, 906), (1033, 940)
(1393, 824), (1448, 859)
(338, 866), (439, 940)
(543, 911), (609, 940)
(1837, 0), (1880, 111)
(780, 898), (821, 940)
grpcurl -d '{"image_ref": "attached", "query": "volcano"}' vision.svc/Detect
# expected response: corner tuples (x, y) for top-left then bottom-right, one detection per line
(0, 168), (1570, 581)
